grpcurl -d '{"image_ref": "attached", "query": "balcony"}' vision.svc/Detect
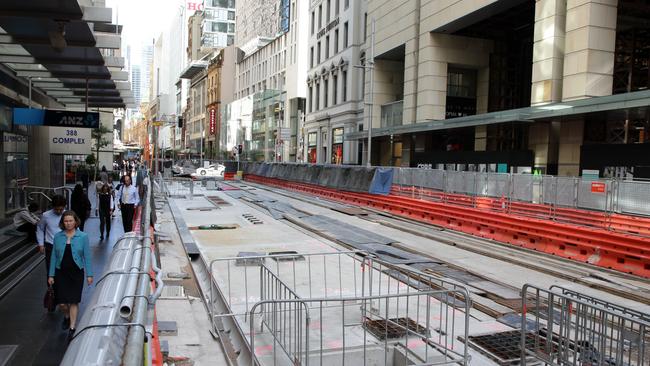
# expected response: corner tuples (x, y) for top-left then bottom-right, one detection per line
(380, 100), (403, 128)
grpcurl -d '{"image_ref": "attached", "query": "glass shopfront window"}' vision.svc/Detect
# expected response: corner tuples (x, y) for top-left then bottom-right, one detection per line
(64, 155), (88, 186)
(331, 127), (344, 164)
(4, 132), (28, 211)
(308, 132), (317, 163)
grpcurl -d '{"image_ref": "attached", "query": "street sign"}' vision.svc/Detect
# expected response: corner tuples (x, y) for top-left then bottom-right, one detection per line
(13, 108), (99, 128)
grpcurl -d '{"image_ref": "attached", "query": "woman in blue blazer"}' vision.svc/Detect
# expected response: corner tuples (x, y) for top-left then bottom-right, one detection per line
(47, 211), (93, 340)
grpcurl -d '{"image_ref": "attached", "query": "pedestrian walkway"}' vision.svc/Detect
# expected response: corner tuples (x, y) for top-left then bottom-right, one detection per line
(0, 211), (124, 365)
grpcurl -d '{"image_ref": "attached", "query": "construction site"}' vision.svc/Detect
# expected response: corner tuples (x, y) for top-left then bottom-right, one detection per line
(154, 163), (650, 365)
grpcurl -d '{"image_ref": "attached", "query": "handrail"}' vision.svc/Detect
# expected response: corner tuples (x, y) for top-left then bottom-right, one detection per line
(27, 191), (52, 202)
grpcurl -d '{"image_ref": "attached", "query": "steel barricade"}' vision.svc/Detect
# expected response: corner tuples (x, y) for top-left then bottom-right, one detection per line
(521, 284), (649, 366)
(208, 250), (472, 366)
(617, 180), (650, 217)
(549, 285), (650, 324)
(161, 177), (194, 199)
(577, 179), (611, 212)
(250, 289), (471, 366)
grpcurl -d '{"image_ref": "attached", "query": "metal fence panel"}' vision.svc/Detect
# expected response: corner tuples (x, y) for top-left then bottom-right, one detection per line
(522, 284), (649, 366)
(617, 180), (650, 216)
(577, 179), (609, 211)
(485, 173), (510, 198)
(429, 169), (446, 191)
(512, 175), (534, 202)
(554, 177), (577, 208)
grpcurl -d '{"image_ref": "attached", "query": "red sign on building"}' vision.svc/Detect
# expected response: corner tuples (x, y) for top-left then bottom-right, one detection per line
(591, 182), (606, 194)
(209, 108), (216, 135)
(186, 1), (204, 11)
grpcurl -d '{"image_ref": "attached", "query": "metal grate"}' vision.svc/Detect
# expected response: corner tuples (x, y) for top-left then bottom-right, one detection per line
(235, 252), (265, 266)
(268, 251), (305, 261)
(363, 317), (429, 340)
(206, 196), (231, 206)
(467, 330), (555, 365)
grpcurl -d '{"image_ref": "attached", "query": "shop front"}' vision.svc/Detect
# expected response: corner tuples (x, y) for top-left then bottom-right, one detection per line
(331, 127), (344, 164)
(307, 132), (317, 163)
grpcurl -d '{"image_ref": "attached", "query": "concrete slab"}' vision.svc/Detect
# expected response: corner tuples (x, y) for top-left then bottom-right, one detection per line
(154, 200), (227, 365)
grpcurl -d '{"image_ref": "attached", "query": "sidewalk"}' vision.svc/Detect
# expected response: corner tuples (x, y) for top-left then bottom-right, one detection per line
(0, 211), (124, 365)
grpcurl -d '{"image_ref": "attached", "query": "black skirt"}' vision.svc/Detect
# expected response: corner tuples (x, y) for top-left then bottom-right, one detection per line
(54, 244), (84, 304)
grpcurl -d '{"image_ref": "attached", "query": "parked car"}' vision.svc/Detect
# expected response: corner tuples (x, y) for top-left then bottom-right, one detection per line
(172, 160), (197, 175)
(193, 164), (226, 177)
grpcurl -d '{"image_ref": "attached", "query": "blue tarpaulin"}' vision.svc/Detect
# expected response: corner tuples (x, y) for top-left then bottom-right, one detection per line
(369, 168), (394, 195)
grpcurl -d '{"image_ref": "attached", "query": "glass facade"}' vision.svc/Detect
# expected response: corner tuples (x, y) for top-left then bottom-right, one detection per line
(221, 90), (286, 161)
(203, 1), (236, 47)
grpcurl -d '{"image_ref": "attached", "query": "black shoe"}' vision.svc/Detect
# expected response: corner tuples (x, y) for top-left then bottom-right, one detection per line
(100, 235), (103, 241)
(61, 317), (70, 330)
(68, 328), (75, 341)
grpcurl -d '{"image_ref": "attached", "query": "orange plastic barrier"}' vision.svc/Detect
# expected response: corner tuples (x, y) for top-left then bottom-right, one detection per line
(391, 185), (650, 236)
(246, 175), (650, 278)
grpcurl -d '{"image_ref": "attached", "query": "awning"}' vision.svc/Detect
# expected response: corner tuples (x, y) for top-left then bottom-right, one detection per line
(179, 61), (208, 80)
(345, 90), (650, 141)
(0, 0), (133, 108)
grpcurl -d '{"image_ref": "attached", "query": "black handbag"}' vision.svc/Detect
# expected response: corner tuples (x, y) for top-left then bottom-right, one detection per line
(43, 285), (56, 312)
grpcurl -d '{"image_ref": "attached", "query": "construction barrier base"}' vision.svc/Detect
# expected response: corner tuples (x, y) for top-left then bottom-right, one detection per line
(246, 174), (650, 278)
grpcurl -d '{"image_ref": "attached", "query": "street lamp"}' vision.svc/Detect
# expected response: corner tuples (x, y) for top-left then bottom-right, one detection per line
(354, 18), (375, 167)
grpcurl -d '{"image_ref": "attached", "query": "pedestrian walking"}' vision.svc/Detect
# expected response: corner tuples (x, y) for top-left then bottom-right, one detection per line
(117, 175), (139, 232)
(99, 165), (108, 185)
(47, 211), (93, 340)
(98, 184), (114, 241)
(70, 184), (91, 231)
(36, 195), (67, 284)
(13, 202), (41, 241)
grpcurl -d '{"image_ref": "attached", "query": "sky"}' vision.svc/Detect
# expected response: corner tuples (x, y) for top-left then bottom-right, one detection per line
(105, 0), (187, 65)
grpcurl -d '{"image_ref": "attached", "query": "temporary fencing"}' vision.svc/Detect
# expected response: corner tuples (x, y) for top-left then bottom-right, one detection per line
(521, 284), (649, 366)
(207, 251), (472, 366)
(244, 173), (650, 278)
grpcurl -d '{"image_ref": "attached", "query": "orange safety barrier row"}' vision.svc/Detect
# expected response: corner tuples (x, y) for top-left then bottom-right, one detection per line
(245, 174), (650, 278)
(391, 185), (650, 237)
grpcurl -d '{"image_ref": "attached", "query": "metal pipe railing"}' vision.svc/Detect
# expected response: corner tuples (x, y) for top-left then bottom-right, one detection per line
(122, 177), (153, 366)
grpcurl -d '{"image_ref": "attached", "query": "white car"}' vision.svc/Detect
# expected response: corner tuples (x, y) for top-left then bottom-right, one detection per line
(193, 164), (226, 177)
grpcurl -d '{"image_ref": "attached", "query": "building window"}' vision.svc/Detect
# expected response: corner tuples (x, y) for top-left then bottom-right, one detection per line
(310, 47), (314, 68)
(325, 35), (329, 59)
(311, 11), (315, 34)
(327, 0), (331, 23)
(228, 11), (235, 20)
(318, 5), (322, 29)
(345, 0), (349, 10)
(317, 41), (321, 64)
(228, 23), (235, 33)
(315, 83), (320, 110)
(364, 13), (368, 40)
(333, 74), (338, 105)
(334, 29), (339, 54)
(343, 22), (348, 48)
(308, 85), (313, 112)
(335, 0), (339, 15)
(324, 79), (329, 108)
(342, 70), (347, 102)
(308, 132), (317, 163)
(332, 127), (344, 164)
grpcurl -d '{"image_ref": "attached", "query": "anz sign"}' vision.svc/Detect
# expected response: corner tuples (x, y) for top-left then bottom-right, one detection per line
(13, 108), (100, 128)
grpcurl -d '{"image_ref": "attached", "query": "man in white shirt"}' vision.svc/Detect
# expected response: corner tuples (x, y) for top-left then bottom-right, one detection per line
(13, 202), (41, 241)
(36, 195), (67, 281)
(117, 175), (139, 232)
